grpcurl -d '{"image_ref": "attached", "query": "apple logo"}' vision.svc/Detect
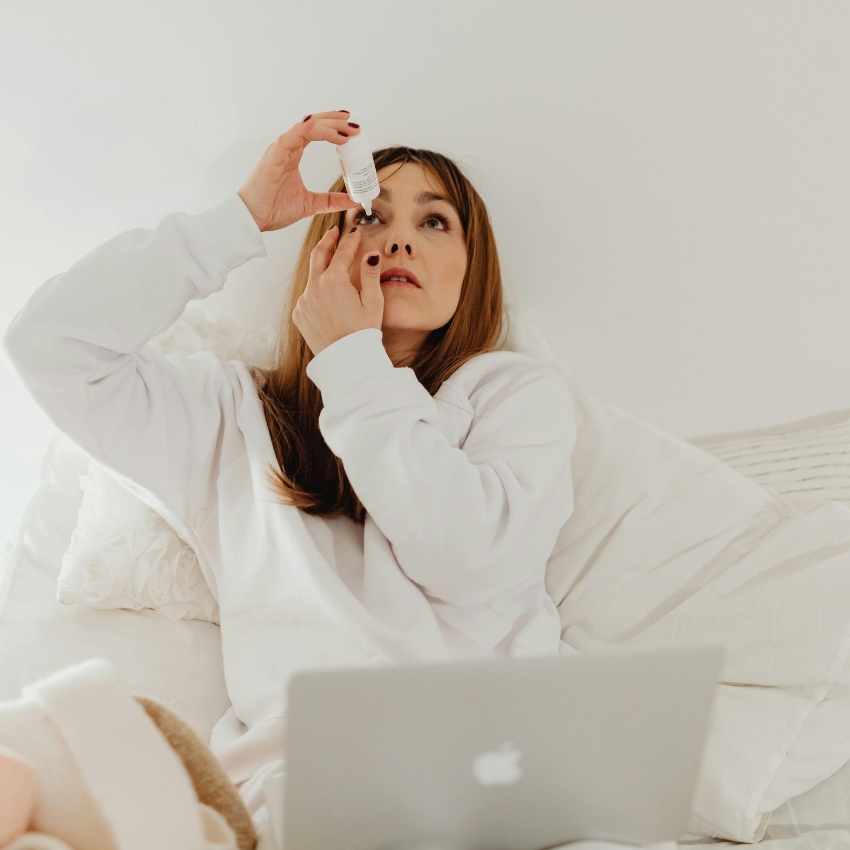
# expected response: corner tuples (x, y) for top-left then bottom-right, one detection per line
(471, 741), (523, 786)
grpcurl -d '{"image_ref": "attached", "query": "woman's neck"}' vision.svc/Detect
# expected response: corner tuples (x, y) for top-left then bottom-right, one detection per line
(381, 327), (429, 368)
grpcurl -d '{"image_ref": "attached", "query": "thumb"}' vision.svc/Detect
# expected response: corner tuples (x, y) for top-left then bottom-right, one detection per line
(307, 191), (359, 217)
(360, 252), (384, 318)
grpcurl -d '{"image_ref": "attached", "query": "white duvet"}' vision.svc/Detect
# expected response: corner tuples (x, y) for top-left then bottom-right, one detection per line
(7, 194), (850, 845)
(546, 357), (850, 842)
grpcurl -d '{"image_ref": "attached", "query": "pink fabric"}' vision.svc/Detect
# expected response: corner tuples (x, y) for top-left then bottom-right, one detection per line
(0, 747), (34, 847)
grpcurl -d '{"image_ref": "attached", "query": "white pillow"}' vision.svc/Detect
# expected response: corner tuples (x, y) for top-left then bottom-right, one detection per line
(689, 410), (850, 505)
(58, 458), (220, 623)
(56, 307), (277, 622)
(762, 753), (850, 840)
(0, 431), (230, 742)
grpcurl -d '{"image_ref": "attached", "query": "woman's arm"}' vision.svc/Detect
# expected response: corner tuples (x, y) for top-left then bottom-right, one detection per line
(306, 329), (577, 608)
(2, 193), (267, 537)
(2, 111), (362, 563)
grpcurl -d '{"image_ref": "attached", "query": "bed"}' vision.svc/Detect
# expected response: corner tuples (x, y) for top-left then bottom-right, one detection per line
(5, 307), (850, 849)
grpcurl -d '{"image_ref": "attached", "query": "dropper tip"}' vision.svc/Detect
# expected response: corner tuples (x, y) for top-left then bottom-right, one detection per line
(363, 204), (372, 216)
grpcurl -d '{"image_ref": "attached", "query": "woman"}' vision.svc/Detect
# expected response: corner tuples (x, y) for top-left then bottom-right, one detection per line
(2, 111), (577, 815)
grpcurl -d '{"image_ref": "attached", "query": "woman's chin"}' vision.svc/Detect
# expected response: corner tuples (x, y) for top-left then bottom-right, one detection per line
(380, 308), (426, 331)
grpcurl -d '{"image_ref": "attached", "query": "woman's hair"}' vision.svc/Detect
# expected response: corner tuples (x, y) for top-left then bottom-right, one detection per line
(252, 146), (506, 524)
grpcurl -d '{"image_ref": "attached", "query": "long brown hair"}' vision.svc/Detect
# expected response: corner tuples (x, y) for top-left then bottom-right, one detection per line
(252, 146), (506, 524)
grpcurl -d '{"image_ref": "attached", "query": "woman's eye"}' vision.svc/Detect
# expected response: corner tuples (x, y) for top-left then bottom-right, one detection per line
(425, 214), (450, 230)
(354, 212), (450, 230)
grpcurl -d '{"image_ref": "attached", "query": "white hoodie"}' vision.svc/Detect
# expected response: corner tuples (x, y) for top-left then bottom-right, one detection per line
(2, 191), (577, 803)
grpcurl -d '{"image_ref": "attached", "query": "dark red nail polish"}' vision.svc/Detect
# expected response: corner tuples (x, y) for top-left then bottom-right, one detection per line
(338, 131), (349, 137)
(367, 255), (380, 266)
(350, 227), (357, 233)
(339, 109), (350, 113)
(347, 122), (360, 128)
(303, 114), (311, 122)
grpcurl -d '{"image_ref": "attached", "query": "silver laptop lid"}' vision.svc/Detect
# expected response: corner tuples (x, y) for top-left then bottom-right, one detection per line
(282, 645), (724, 850)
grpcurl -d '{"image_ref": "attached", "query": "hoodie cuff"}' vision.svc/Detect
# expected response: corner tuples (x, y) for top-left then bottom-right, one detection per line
(185, 192), (267, 293)
(306, 328), (396, 402)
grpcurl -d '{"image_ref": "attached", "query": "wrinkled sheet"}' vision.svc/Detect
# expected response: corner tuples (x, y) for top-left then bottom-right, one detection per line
(540, 355), (850, 843)
(681, 833), (850, 849)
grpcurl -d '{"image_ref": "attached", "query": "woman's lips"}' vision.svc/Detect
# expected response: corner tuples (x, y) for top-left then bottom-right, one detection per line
(380, 267), (421, 287)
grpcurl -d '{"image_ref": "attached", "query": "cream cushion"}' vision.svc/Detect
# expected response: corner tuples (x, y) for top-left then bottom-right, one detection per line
(0, 432), (230, 743)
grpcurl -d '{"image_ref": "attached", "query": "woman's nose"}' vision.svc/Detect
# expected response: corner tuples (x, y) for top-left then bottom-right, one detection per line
(388, 240), (413, 256)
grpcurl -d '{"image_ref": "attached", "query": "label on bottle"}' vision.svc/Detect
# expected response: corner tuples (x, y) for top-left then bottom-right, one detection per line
(344, 161), (378, 195)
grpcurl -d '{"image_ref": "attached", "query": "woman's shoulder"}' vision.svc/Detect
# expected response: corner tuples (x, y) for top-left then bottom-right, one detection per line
(449, 347), (564, 386)
(440, 348), (573, 414)
(437, 349), (576, 452)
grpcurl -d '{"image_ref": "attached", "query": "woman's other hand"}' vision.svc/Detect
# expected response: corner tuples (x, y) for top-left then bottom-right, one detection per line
(292, 226), (384, 356)
(237, 110), (361, 232)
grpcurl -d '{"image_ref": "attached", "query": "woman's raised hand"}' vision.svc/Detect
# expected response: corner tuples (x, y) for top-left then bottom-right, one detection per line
(237, 110), (362, 232)
(292, 225), (384, 356)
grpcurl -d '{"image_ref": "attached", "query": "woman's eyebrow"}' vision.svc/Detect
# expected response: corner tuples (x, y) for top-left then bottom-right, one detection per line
(376, 188), (451, 205)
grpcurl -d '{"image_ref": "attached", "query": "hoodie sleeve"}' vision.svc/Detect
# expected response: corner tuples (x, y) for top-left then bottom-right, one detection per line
(305, 328), (577, 608)
(2, 193), (267, 575)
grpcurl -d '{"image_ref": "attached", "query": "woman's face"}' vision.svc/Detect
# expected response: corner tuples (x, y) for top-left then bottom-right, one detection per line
(341, 162), (468, 353)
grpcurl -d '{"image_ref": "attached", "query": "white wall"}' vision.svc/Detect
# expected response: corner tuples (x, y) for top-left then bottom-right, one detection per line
(1, 0), (849, 549)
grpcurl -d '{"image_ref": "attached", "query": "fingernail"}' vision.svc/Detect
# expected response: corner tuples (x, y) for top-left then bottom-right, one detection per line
(347, 122), (360, 128)
(338, 131), (349, 137)
(350, 227), (357, 233)
(303, 114), (312, 122)
(339, 109), (350, 113)
(367, 254), (380, 266)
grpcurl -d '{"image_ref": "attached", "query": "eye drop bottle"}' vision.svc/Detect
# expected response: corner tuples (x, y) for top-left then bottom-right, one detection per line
(337, 130), (379, 215)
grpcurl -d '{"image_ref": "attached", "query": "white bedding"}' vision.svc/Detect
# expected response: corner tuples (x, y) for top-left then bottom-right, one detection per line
(7, 425), (850, 850)
(690, 412), (850, 506)
(0, 431), (230, 742)
(9, 301), (850, 845)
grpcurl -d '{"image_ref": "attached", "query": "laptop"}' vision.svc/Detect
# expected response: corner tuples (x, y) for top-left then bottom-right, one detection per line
(265, 645), (724, 850)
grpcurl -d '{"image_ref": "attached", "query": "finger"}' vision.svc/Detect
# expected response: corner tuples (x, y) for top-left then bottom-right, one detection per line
(307, 226), (340, 283)
(299, 110), (351, 122)
(266, 118), (360, 170)
(264, 121), (358, 171)
(359, 251), (384, 314)
(326, 227), (362, 276)
(305, 191), (360, 218)
(300, 118), (361, 147)
(302, 116), (359, 132)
